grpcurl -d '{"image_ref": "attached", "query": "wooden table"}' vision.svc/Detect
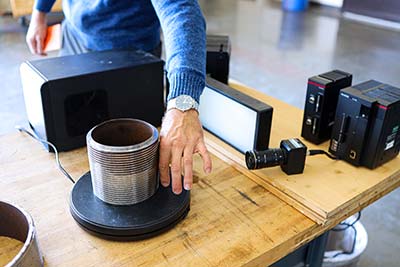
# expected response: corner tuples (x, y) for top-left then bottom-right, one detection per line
(1, 82), (399, 266)
(0, 132), (317, 267)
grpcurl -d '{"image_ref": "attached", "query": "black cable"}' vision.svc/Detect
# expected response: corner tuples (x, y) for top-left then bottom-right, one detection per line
(15, 126), (75, 184)
(331, 212), (361, 232)
(324, 212), (362, 259)
(308, 149), (338, 160)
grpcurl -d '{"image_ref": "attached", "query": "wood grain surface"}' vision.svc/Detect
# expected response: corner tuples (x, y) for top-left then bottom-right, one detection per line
(0, 133), (323, 267)
(204, 81), (400, 224)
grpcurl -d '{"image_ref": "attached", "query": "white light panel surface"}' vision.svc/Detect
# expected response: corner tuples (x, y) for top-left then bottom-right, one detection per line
(199, 86), (257, 153)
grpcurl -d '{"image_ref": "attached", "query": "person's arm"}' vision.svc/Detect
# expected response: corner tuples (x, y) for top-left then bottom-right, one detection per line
(26, 0), (56, 55)
(151, 0), (212, 194)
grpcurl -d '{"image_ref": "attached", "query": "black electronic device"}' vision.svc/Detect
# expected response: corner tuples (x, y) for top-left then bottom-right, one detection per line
(20, 49), (164, 152)
(329, 80), (400, 169)
(301, 70), (352, 144)
(206, 35), (231, 84)
(199, 77), (273, 153)
(246, 138), (307, 175)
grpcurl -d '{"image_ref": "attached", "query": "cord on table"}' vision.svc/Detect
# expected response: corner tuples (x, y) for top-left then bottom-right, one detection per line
(15, 125), (75, 184)
(308, 149), (338, 160)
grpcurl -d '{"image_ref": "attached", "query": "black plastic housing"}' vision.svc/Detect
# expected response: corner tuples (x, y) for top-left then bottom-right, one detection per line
(329, 80), (400, 169)
(280, 139), (307, 175)
(206, 35), (231, 84)
(301, 70), (352, 144)
(20, 50), (164, 152)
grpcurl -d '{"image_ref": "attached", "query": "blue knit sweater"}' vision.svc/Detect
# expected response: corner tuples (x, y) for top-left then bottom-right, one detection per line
(35, 0), (206, 102)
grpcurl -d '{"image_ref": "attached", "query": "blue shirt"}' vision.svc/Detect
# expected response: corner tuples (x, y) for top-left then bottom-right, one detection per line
(35, 0), (206, 102)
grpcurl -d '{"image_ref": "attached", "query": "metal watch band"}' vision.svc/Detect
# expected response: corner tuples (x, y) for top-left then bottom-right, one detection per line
(167, 95), (199, 112)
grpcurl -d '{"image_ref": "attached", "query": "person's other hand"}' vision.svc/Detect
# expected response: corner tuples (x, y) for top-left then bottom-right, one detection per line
(159, 109), (212, 194)
(26, 10), (48, 55)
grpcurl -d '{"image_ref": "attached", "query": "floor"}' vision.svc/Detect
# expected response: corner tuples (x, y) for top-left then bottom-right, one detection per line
(1, 0), (399, 266)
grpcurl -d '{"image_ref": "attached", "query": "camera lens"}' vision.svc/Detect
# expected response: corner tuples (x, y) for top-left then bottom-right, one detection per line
(245, 151), (257, 169)
(245, 149), (286, 170)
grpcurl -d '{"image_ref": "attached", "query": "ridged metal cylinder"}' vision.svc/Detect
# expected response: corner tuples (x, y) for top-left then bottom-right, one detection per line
(87, 118), (159, 205)
(0, 201), (43, 267)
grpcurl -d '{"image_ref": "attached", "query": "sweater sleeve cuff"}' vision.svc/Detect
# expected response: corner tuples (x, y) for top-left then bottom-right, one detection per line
(167, 69), (205, 103)
(35, 0), (56, 13)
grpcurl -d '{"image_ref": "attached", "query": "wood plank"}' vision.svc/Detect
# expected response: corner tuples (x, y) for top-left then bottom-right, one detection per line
(204, 80), (400, 224)
(204, 131), (326, 224)
(0, 132), (322, 267)
(10, 0), (62, 17)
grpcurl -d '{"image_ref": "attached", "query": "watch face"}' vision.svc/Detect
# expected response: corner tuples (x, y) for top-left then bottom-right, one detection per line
(176, 95), (194, 111)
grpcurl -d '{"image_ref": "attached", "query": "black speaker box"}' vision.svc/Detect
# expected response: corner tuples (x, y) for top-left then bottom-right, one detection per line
(20, 50), (164, 152)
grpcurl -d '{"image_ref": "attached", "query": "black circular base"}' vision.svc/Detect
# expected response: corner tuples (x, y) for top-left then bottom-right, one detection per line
(70, 172), (190, 241)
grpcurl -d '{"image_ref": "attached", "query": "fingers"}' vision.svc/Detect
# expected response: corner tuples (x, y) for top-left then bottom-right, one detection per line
(26, 10), (48, 55)
(170, 143), (184, 195)
(159, 140), (171, 187)
(159, 140), (206, 194)
(26, 30), (47, 55)
(159, 138), (192, 194)
(158, 109), (213, 195)
(36, 35), (45, 55)
(27, 37), (37, 54)
(183, 145), (195, 191)
(196, 141), (212, 174)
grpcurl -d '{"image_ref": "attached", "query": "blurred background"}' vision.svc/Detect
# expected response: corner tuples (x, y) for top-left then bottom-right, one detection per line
(1, 0), (399, 266)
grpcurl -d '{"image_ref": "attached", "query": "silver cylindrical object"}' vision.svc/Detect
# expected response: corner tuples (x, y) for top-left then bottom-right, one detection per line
(87, 118), (159, 205)
(0, 201), (44, 267)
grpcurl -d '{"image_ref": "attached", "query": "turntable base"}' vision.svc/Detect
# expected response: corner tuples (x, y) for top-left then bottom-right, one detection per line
(70, 172), (190, 241)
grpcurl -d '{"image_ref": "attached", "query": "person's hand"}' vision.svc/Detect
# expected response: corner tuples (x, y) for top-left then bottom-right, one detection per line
(159, 109), (212, 194)
(26, 10), (48, 55)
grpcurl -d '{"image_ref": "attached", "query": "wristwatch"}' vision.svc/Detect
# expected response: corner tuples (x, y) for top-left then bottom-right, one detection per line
(167, 95), (199, 112)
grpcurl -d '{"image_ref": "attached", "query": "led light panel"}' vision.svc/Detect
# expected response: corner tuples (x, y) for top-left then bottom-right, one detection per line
(199, 77), (273, 153)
